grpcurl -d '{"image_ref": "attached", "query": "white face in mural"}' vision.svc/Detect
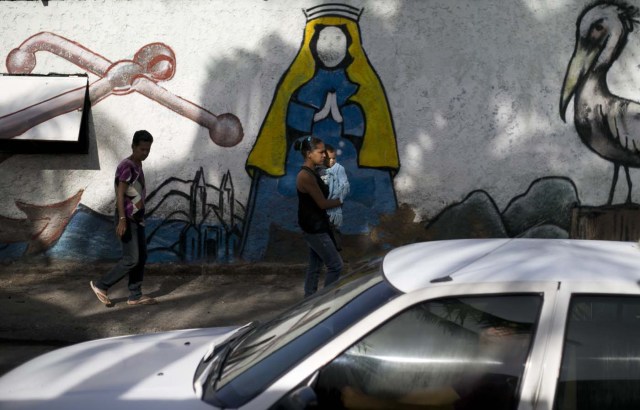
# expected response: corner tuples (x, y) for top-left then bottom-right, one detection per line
(316, 26), (347, 68)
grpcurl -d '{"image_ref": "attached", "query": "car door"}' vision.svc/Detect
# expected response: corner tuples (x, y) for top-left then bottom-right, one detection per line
(535, 281), (640, 410)
(259, 281), (559, 410)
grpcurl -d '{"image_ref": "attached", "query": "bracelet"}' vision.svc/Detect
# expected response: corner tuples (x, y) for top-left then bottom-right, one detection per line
(119, 217), (126, 221)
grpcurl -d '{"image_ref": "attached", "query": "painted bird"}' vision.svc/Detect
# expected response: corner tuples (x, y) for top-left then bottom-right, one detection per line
(560, 1), (640, 204)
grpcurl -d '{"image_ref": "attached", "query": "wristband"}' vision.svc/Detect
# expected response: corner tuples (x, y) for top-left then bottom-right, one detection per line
(119, 217), (126, 221)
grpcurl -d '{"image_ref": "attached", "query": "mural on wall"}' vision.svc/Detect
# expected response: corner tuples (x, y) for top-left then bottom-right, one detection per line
(0, 190), (83, 255)
(560, 1), (640, 204)
(240, 3), (400, 260)
(4, 32), (243, 147)
(422, 177), (580, 241)
(144, 167), (244, 262)
(4, 2), (639, 264)
(0, 169), (245, 262)
(421, 1), (640, 244)
(0, 31), (247, 261)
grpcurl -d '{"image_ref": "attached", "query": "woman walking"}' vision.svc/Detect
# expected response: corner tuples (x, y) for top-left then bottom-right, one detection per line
(295, 136), (343, 297)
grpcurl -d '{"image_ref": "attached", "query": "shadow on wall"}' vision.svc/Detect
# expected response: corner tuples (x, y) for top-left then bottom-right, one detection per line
(202, 33), (302, 263)
(220, 7), (401, 262)
(368, 177), (580, 251)
(27, 167), (247, 264)
(261, 177), (582, 264)
(423, 177), (579, 240)
(23, 173), (640, 265)
(0, 28), (248, 264)
(143, 167), (245, 263)
(5, 2), (640, 264)
(0, 111), (103, 265)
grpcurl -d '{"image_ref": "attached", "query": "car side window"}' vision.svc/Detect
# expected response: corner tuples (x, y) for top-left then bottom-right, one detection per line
(314, 294), (542, 410)
(554, 295), (640, 410)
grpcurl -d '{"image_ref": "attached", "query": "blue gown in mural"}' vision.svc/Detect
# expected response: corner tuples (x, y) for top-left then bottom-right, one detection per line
(242, 14), (400, 261)
(280, 67), (396, 212)
(242, 66), (397, 260)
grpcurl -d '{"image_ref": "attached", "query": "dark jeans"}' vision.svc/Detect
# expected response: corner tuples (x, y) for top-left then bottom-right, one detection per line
(303, 231), (343, 297)
(96, 219), (146, 301)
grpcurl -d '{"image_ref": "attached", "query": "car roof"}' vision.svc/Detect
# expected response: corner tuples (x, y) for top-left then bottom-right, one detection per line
(382, 238), (640, 293)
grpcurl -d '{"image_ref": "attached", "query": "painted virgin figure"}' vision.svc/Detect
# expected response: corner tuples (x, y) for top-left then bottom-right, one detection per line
(241, 4), (399, 260)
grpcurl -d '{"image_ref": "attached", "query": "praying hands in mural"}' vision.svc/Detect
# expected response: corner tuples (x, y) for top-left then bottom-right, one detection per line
(314, 92), (344, 123)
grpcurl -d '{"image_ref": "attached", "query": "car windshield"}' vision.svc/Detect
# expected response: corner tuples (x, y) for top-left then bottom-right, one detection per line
(203, 258), (400, 407)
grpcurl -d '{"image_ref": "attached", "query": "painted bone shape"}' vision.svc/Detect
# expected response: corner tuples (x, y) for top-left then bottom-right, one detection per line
(4, 32), (243, 147)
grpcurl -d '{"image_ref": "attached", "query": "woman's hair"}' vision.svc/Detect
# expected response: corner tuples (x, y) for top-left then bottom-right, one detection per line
(294, 135), (324, 158)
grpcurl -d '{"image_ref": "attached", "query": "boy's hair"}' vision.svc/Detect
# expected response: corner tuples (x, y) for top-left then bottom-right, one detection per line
(132, 130), (154, 146)
(325, 144), (336, 154)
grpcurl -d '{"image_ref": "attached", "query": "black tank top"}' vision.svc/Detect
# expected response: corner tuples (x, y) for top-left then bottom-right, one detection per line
(297, 166), (331, 234)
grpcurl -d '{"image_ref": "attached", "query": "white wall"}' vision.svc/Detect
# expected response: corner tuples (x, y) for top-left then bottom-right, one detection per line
(0, 0), (636, 259)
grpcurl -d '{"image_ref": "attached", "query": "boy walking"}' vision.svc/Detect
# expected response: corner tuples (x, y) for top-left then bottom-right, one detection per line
(90, 130), (157, 306)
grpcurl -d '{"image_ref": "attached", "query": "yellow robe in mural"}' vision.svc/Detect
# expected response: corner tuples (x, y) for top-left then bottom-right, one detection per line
(246, 16), (399, 177)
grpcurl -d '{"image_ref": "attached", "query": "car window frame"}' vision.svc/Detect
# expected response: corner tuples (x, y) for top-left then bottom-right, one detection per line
(206, 279), (399, 408)
(552, 293), (640, 410)
(536, 280), (640, 410)
(246, 280), (560, 410)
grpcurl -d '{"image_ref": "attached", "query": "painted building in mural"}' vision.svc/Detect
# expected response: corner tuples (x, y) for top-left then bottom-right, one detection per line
(1, 0), (640, 264)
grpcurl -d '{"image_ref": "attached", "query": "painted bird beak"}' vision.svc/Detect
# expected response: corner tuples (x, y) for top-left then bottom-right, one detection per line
(560, 42), (601, 122)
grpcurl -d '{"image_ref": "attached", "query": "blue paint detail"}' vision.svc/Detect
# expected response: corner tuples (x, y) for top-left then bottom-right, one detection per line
(0, 243), (28, 261)
(341, 104), (365, 136)
(145, 219), (185, 263)
(46, 205), (120, 260)
(242, 143), (396, 260)
(0, 203), (238, 263)
(295, 69), (359, 111)
(146, 219), (238, 263)
(146, 249), (182, 263)
(241, 67), (397, 260)
(287, 101), (315, 132)
(143, 168), (243, 263)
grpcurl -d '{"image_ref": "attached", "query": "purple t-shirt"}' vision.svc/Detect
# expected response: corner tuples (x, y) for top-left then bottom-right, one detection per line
(115, 158), (146, 222)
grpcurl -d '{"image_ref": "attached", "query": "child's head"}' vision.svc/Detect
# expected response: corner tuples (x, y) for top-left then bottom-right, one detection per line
(325, 144), (337, 168)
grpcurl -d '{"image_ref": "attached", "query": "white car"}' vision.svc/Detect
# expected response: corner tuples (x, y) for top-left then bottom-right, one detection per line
(1, 238), (640, 409)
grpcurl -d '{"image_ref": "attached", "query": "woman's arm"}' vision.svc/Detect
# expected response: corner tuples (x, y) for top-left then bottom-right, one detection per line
(297, 171), (341, 209)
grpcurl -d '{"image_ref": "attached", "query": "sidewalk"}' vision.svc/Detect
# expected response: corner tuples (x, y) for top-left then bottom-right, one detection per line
(0, 260), (316, 376)
(0, 260), (307, 345)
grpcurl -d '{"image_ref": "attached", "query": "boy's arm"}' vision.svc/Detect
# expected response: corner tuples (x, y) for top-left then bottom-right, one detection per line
(115, 181), (128, 238)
